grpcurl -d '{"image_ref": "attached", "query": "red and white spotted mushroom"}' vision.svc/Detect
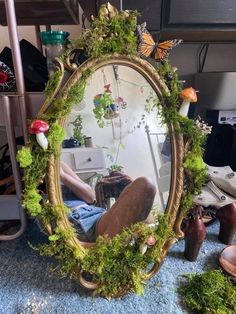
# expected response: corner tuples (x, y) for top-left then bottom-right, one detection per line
(179, 87), (198, 117)
(28, 120), (49, 150)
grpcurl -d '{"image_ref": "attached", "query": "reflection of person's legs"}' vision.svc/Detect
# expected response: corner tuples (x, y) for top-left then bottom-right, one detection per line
(96, 177), (156, 238)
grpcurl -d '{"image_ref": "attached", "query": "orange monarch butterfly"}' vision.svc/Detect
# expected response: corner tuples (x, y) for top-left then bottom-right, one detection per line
(137, 23), (182, 61)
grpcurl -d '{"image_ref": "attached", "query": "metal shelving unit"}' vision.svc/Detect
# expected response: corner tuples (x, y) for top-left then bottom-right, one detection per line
(0, 0), (83, 240)
(0, 0), (27, 240)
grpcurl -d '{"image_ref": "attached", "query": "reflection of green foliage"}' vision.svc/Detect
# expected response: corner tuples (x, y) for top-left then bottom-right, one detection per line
(16, 147), (32, 168)
(108, 164), (123, 173)
(145, 90), (160, 113)
(70, 114), (86, 145)
(93, 93), (115, 128)
(178, 270), (236, 313)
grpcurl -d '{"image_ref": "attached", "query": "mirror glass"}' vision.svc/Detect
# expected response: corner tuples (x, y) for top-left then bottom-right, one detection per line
(60, 65), (171, 239)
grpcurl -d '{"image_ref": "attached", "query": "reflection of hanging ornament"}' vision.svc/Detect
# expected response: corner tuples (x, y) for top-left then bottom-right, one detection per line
(104, 83), (112, 93)
(104, 104), (120, 119)
(93, 93), (120, 119)
(116, 96), (127, 109)
(140, 86), (144, 94)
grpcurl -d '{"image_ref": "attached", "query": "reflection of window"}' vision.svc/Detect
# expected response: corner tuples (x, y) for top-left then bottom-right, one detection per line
(145, 125), (171, 210)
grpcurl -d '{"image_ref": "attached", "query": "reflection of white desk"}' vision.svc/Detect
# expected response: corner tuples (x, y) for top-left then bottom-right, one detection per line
(61, 147), (108, 181)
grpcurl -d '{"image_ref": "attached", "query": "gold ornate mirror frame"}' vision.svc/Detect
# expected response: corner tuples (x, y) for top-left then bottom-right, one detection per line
(17, 3), (208, 298)
(42, 54), (184, 293)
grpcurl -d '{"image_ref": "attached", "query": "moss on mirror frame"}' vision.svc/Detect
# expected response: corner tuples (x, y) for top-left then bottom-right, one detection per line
(72, 7), (139, 58)
(16, 58), (208, 298)
(157, 61), (208, 215)
(16, 69), (91, 221)
(44, 70), (62, 98)
(81, 215), (173, 298)
(17, 61), (208, 297)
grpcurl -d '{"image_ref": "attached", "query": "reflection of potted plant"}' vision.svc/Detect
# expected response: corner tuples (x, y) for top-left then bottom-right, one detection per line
(93, 87), (120, 128)
(70, 114), (86, 145)
(108, 163), (124, 174)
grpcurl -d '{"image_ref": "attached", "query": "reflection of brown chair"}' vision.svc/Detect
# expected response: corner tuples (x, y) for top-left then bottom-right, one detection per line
(95, 171), (133, 209)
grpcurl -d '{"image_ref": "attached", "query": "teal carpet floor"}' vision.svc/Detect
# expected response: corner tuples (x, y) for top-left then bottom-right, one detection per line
(0, 220), (234, 314)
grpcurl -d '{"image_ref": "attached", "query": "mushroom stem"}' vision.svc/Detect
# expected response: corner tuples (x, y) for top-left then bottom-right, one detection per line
(139, 244), (148, 255)
(36, 132), (48, 150)
(179, 100), (190, 117)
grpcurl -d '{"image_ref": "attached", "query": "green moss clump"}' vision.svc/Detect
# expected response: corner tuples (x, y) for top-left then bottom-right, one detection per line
(178, 270), (236, 313)
(184, 153), (206, 173)
(44, 70), (63, 97)
(23, 186), (42, 216)
(72, 8), (138, 58)
(35, 226), (84, 276)
(16, 147), (33, 168)
(48, 70), (90, 122)
(158, 61), (208, 214)
(23, 149), (49, 187)
(81, 215), (173, 298)
(47, 123), (65, 155)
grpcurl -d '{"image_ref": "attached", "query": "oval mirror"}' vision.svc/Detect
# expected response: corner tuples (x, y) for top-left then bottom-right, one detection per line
(61, 64), (171, 217)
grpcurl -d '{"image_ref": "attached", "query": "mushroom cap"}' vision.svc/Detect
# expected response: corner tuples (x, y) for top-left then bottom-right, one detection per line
(180, 87), (197, 102)
(146, 235), (156, 246)
(28, 119), (49, 134)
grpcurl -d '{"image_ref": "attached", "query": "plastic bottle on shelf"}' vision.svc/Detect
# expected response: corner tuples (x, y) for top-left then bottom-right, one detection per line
(40, 30), (69, 76)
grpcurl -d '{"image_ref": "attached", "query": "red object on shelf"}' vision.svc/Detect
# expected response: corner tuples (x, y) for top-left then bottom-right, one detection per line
(0, 70), (8, 83)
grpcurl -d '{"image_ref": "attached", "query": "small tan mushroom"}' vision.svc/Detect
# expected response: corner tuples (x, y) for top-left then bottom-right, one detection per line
(179, 87), (198, 116)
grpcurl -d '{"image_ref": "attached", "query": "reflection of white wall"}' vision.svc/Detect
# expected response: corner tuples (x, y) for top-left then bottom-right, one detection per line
(67, 65), (169, 210)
